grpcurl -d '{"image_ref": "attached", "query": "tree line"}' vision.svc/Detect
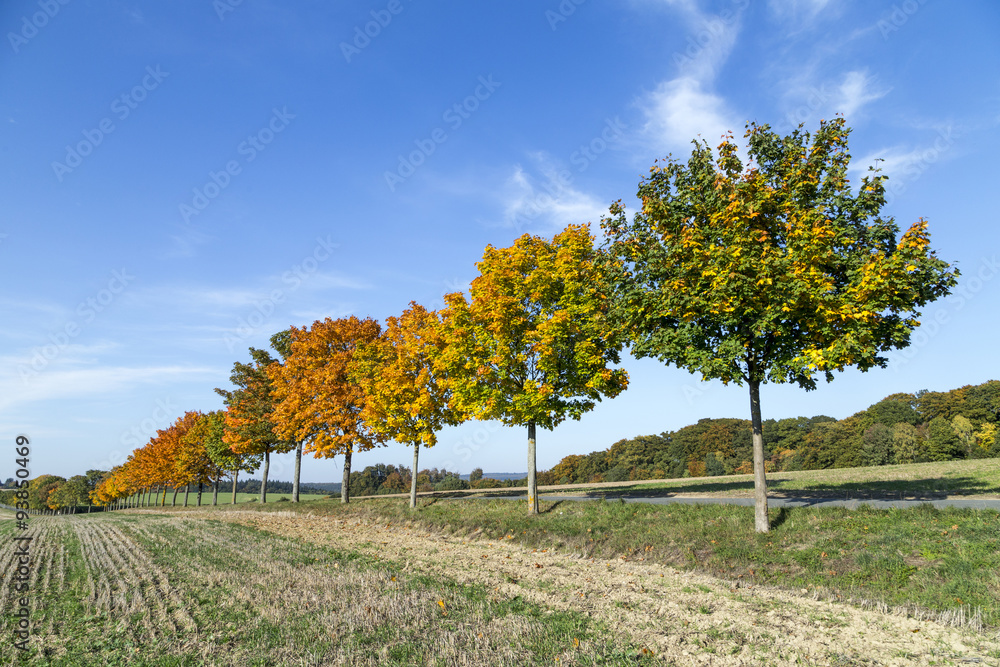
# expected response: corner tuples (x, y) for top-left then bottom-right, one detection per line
(542, 381), (999, 485)
(75, 119), (959, 532)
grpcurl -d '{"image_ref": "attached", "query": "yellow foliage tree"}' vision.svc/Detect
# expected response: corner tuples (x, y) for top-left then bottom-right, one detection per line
(439, 224), (629, 514)
(350, 302), (466, 508)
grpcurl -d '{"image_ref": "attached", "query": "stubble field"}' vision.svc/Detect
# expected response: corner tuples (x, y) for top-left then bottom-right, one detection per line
(2, 494), (999, 666)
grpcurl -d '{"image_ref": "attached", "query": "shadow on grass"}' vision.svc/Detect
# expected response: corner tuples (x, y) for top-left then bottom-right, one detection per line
(770, 506), (790, 530)
(561, 475), (999, 501)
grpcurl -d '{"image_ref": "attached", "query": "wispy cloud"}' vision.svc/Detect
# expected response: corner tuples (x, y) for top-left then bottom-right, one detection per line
(497, 157), (608, 232)
(767, 0), (834, 26)
(637, 0), (747, 156)
(0, 364), (219, 411)
(640, 77), (742, 155)
(834, 70), (890, 118)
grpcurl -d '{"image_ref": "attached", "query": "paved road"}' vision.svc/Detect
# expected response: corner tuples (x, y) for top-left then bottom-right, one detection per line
(484, 494), (1000, 511)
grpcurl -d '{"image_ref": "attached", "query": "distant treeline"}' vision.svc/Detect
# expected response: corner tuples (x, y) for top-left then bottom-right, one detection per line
(544, 381), (1000, 485)
(348, 466), (523, 497)
(233, 479), (330, 495)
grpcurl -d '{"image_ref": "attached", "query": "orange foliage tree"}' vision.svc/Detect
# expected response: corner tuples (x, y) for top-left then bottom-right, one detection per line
(216, 348), (296, 503)
(268, 316), (385, 504)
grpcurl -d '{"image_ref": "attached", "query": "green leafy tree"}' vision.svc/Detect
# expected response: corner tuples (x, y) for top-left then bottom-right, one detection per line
(216, 347), (296, 503)
(860, 423), (893, 467)
(601, 118), (958, 532)
(891, 422), (926, 464)
(927, 416), (963, 461)
(190, 410), (260, 504)
(440, 224), (629, 514)
(48, 476), (90, 509)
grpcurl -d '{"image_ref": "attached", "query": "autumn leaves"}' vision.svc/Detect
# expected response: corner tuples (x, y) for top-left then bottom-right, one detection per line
(97, 119), (957, 531)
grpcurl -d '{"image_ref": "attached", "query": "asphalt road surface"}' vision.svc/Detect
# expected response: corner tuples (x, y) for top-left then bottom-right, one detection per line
(532, 494), (1000, 510)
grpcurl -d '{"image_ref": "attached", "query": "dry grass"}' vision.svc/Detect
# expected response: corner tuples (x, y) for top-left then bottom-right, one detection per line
(0, 513), (649, 666)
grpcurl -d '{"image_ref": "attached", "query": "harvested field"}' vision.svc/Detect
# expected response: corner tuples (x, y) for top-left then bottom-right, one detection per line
(191, 508), (1000, 666)
(1, 506), (998, 665)
(0, 513), (651, 666)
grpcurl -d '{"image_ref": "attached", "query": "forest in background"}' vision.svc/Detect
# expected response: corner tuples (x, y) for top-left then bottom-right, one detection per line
(6, 380), (996, 507)
(340, 380), (999, 496)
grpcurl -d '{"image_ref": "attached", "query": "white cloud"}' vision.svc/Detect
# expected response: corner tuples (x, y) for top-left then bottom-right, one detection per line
(0, 365), (219, 411)
(498, 159), (608, 233)
(768, 0), (833, 24)
(640, 77), (742, 156)
(834, 70), (890, 118)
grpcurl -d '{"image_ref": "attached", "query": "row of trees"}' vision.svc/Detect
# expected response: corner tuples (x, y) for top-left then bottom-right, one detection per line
(544, 382), (999, 484)
(0, 471), (106, 511)
(96, 118), (957, 532)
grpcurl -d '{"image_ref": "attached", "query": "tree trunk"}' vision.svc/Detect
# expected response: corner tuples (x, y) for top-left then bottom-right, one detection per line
(232, 470), (238, 504)
(749, 379), (770, 533)
(183, 484), (190, 507)
(527, 420), (539, 515)
(197, 482), (203, 507)
(172, 487), (179, 506)
(341, 449), (352, 504)
(293, 441), (302, 502)
(409, 442), (420, 509)
(260, 451), (270, 504)
(212, 478), (219, 506)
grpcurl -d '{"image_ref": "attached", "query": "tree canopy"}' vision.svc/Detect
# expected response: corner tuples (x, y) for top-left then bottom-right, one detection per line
(440, 223), (629, 513)
(601, 118), (958, 531)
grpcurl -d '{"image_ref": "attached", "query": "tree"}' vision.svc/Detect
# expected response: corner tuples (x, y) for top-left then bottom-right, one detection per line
(350, 303), (465, 508)
(469, 467), (484, 483)
(951, 415), (976, 457)
(440, 224), (629, 514)
(268, 316), (384, 504)
(601, 118), (958, 532)
(216, 347), (297, 503)
(197, 409), (261, 504)
(927, 416), (962, 461)
(891, 422), (926, 464)
(860, 423), (893, 467)
(48, 476), (91, 509)
(180, 411), (231, 506)
(28, 475), (65, 510)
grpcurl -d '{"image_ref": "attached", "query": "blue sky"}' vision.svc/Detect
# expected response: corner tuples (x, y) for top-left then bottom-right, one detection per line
(2, 0), (998, 483)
